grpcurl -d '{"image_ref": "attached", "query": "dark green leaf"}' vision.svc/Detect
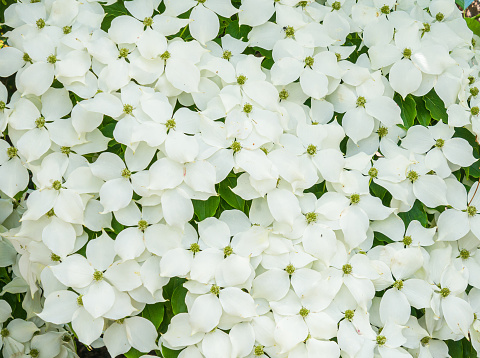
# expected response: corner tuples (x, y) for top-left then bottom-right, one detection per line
(394, 94), (416, 128)
(398, 200), (428, 227)
(447, 339), (463, 358)
(100, 122), (116, 138)
(162, 277), (186, 300)
(171, 286), (188, 315)
(414, 96), (431, 126)
(125, 348), (143, 358)
(370, 181), (387, 200)
(162, 346), (182, 358)
(225, 20), (251, 40)
(192, 196), (220, 221)
(465, 17), (480, 37)
(142, 302), (164, 330)
(219, 177), (244, 210)
(423, 89), (448, 123)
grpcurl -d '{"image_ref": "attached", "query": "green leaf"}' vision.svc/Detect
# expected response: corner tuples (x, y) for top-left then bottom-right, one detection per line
(398, 200), (428, 227)
(162, 277), (186, 301)
(447, 339), (463, 358)
(370, 181), (387, 200)
(142, 302), (164, 330)
(100, 122), (116, 138)
(414, 96), (431, 126)
(171, 286), (188, 315)
(423, 89), (448, 123)
(162, 346), (182, 358)
(192, 196), (220, 221)
(465, 17), (480, 37)
(125, 348), (143, 358)
(218, 177), (244, 210)
(225, 20), (251, 40)
(394, 94), (416, 128)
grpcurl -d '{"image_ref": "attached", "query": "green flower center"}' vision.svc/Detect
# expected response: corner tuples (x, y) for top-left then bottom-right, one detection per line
(36, 18), (45, 29)
(52, 180), (62, 190)
(222, 50), (232, 60)
(279, 89), (289, 100)
(403, 48), (412, 59)
(305, 212), (317, 224)
(30, 349), (39, 358)
(190, 243), (200, 253)
(467, 205), (477, 216)
(342, 264), (352, 275)
(93, 270), (103, 281)
(471, 87), (479, 97)
(47, 54), (57, 64)
(406, 170), (419, 183)
(51, 253), (61, 262)
(460, 249), (470, 260)
(356, 96), (366, 107)
(284, 26), (295, 37)
(7, 146), (17, 159)
(380, 5), (390, 13)
(165, 118), (176, 130)
(1, 328), (9, 337)
(23, 53), (32, 62)
(46, 209), (55, 217)
(435, 138), (444, 148)
(436, 12), (444, 21)
(62, 334), (71, 342)
(332, 1), (341, 10)
(377, 126), (388, 138)
(440, 287), (450, 297)
(237, 75), (247, 85)
(223, 246), (233, 257)
(285, 264), (295, 275)
(197, 0), (206, 3)
(335, 53), (341, 61)
(254, 345), (264, 356)
(350, 194), (360, 204)
(306, 144), (317, 156)
(422, 23), (431, 33)
(297, 1), (308, 7)
(121, 168), (131, 179)
(243, 103), (253, 113)
(471, 106), (479, 116)
(0, 101), (5, 111)
(231, 141), (242, 153)
(161, 51), (170, 60)
(77, 295), (83, 306)
(304, 56), (314, 67)
(344, 309), (354, 321)
(123, 104), (134, 115)
(60, 146), (71, 155)
(299, 307), (310, 317)
(210, 284), (220, 296)
(420, 336), (431, 346)
(35, 117), (45, 128)
(63, 26), (72, 34)
(119, 48), (129, 58)
(376, 335), (387, 346)
(138, 220), (148, 232)
(403, 235), (412, 246)
(393, 280), (404, 290)
(368, 167), (378, 178)
(469, 76), (476, 85)
(143, 17), (153, 26)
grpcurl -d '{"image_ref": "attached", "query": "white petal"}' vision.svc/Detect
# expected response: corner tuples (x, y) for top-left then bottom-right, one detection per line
(50, 254), (93, 288)
(165, 58), (200, 93)
(364, 96), (402, 127)
(99, 178), (133, 213)
(443, 138), (476, 167)
(0, 157), (29, 198)
(18, 62), (54, 96)
(219, 287), (257, 318)
(103, 323), (130, 358)
(189, 293), (222, 333)
(413, 175), (447, 208)
(380, 289), (410, 325)
(161, 188), (193, 227)
(108, 15), (143, 44)
(274, 315), (308, 353)
(125, 316), (158, 353)
(83, 280), (115, 318)
(251, 269), (290, 301)
(42, 217), (76, 257)
(190, 5), (219, 45)
(72, 307), (103, 346)
(442, 296), (474, 337)
(37, 290), (78, 324)
(300, 69), (329, 100)
(267, 189), (301, 226)
(389, 59), (422, 98)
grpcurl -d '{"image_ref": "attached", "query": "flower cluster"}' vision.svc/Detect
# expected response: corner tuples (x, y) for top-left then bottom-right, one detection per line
(0, 0), (480, 357)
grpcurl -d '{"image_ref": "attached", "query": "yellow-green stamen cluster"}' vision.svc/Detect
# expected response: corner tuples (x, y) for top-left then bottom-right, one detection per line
(285, 264), (295, 275)
(119, 48), (129, 58)
(459, 249), (470, 260)
(380, 5), (390, 13)
(36, 117), (45, 128)
(47, 54), (56, 64)
(77, 295), (83, 306)
(472, 106), (480, 116)
(30, 349), (39, 358)
(377, 126), (388, 138)
(284, 26), (295, 37)
(63, 26), (72, 34)
(406, 170), (419, 183)
(231, 141), (242, 153)
(243, 103), (253, 113)
(332, 1), (341, 10)
(306, 144), (317, 156)
(279, 89), (289, 100)
(436, 12), (444, 21)
(350, 194), (360, 204)
(36, 19), (45, 29)
(237, 75), (247, 85)
(123, 104), (134, 115)
(471, 87), (479, 97)
(368, 167), (378, 178)
(165, 118), (176, 130)
(1, 328), (9, 337)
(93, 270), (103, 281)
(143, 17), (153, 26)
(52, 180), (62, 190)
(222, 50), (232, 60)
(161, 51), (170, 60)
(403, 48), (412, 59)
(440, 287), (450, 298)
(138, 220), (148, 232)
(420, 336), (431, 346)
(254, 345), (264, 356)
(304, 56), (314, 68)
(210, 284), (220, 296)
(342, 264), (352, 275)
(403, 236), (412, 246)
(299, 307), (310, 317)
(7, 147), (17, 159)
(46, 209), (55, 217)
(467, 205), (476, 216)
(344, 309), (354, 321)
(435, 139), (444, 148)
(224, 246), (233, 257)
(190, 243), (200, 253)
(61, 146), (71, 155)
(376, 335), (387, 346)
(305, 212), (317, 224)
(121, 168), (131, 179)
(356, 96), (366, 107)
(393, 280), (404, 290)
(23, 53), (32, 62)
(51, 253), (61, 262)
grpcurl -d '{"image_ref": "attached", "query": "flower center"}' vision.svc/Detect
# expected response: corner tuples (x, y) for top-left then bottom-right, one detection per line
(471, 87), (479, 97)
(403, 236), (412, 246)
(7, 146), (17, 159)
(350, 194), (360, 204)
(422, 23), (430, 33)
(243, 103), (253, 113)
(406, 170), (419, 183)
(393, 280), (403, 290)
(36, 18), (45, 29)
(52, 180), (62, 190)
(222, 50), (232, 60)
(0, 101), (5, 111)
(47, 55), (57, 64)
(436, 12), (444, 21)
(472, 106), (479, 116)
(210, 284), (220, 296)
(459, 249), (470, 260)
(368, 167), (378, 178)
(297, 1), (308, 7)
(254, 346), (264, 356)
(285, 264), (295, 275)
(190, 243), (200, 253)
(77, 295), (83, 306)
(119, 48), (129, 58)
(237, 75), (247, 85)
(231, 141), (242, 153)
(304, 56), (314, 67)
(46, 209), (55, 217)
(121, 168), (131, 179)
(344, 309), (354, 321)
(380, 5), (390, 13)
(377, 126), (388, 137)
(279, 89), (289, 100)
(30, 349), (39, 358)
(306, 144), (317, 156)
(93, 270), (103, 281)
(35, 117), (45, 128)
(23, 53), (32, 62)
(435, 139), (444, 148)
(223, 246), (233, 257)
(51, 253), (61, 262)
(342, 264), (352, 275)
(403, 48), (412, 59)
(63, 26), (72, 34)
(376, 335), (387, 346)
(165, 118), (176, 130)
(299, 307), (310, 317)
(356, 96), (366, 107)
(467, 205), (477, 216)
(143, 17), (153, 26)
(440, 287), (450, 298)
(284, 26), (295, 37)
(469, 76), (476, 85)
(138, 220), (148, 232)
(305, 212), (317, 224)
(331, 1), (341, 10)
(420, 336), (431, 346)
(1, 328), (9, 337)
(161, 51), (170, 60)
(123, 104), (134, 115)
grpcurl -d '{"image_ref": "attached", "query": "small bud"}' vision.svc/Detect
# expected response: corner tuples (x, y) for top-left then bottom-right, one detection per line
(331, 1), (341, 10)
(342, 264), (352, 275)
(63, 26), (72, 34)
(471, 87), (479, 97)
(471, 106), (479, 116)
(36, 18), (46, 29)
(237, 75), (247, 85)
(422, 23), (430, 33)
(279, 89), (289, 100)
(62, 334), (72, 342)
(222, 50), (232, 60)
(285, 264), (295, 275)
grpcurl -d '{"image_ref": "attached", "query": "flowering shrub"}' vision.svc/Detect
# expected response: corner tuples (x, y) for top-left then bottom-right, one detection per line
(1, 0), (480, 357)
